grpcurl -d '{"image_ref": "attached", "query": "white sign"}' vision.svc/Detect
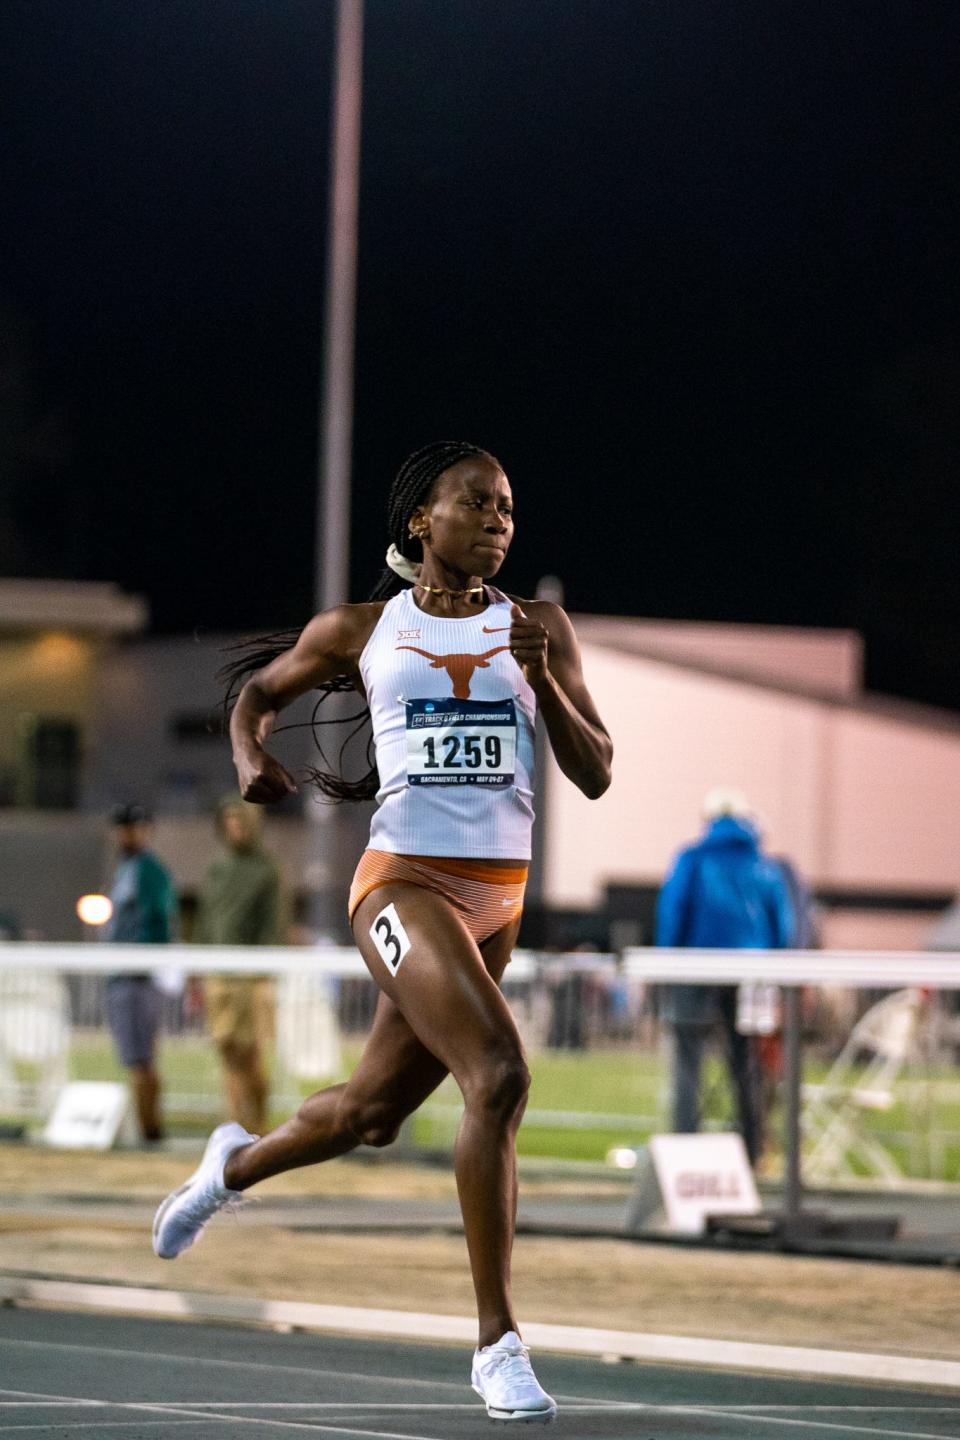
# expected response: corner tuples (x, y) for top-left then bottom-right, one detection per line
(42, 1082), (137, 1150)
(369, 902), (411, 977)
(649, 1133), (760, 1234)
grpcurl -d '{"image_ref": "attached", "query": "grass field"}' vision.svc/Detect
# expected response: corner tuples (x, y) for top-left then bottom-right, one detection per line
(5, 1031), (958, 1178)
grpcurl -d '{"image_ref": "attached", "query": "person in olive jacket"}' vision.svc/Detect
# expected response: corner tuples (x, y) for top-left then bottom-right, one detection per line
(192, 797), (286, 1134)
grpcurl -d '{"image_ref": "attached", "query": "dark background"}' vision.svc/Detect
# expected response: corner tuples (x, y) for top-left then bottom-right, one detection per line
(3, 1), (959, 709)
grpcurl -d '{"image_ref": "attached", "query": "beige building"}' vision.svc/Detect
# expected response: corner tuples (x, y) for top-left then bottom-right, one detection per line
(0, 580), (146, 809)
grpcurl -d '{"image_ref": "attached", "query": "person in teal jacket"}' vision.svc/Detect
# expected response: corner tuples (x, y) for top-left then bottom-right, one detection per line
(104, 803), (178, 1141)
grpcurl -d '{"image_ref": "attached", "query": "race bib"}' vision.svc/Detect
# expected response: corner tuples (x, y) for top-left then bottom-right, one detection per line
(406, 698), (516, 787)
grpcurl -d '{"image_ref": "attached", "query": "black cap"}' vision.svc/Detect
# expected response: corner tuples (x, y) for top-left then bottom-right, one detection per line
(111, 802), (152, 826)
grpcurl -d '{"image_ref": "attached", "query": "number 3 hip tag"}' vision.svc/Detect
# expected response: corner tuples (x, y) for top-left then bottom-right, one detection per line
(370, 901), (412, 977)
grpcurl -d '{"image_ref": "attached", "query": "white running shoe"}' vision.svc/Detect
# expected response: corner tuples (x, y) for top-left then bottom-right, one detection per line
(152, 1122), (255, 1259)
(472, 1330), (557, 1423)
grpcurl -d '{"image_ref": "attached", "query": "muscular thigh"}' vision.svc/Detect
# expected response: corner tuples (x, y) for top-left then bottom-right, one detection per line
(351, 882), (524, 1086)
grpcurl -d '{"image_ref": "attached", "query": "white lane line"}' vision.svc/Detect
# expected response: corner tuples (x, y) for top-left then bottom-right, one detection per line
(9, 1395), (960, 1422)
(84, 1402), (485, 1411)
(5, 1392), (960, 1434)
(0, 1425), (209, 1433)
(552, 1391), (643, 1407)
(0, 1397), (109, 1410)
(134, 1400), (649, 1415)
(0, 1389), (453, 1440)
(0, 1388), (103, 1403)
(693, 1406), (960, 1413)
(0, 1409), (952, 1440)
(7, 1277), (960, 1391)
(126, 1404), (452, 1439)
(0, 1336), (465, 1392)
(556, 1398), (960, 1414)
(690, 1406), (960, 1440)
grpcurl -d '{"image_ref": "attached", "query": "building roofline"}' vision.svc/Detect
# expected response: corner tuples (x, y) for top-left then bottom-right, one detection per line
(0, 580), (148, 635)
(574, 618), (960, 736)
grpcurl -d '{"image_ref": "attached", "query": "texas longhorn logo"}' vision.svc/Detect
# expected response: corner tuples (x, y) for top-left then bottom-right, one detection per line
(396, 644), (511, 700)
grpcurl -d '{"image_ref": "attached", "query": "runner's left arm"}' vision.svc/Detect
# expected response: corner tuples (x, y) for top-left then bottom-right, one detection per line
(509, 601), (612, 799)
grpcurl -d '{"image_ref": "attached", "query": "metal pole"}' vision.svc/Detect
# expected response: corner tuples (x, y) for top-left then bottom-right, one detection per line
(315, 0), (364, 613)
(308, 0), (364, 942)
(782, 984), (803, 1223)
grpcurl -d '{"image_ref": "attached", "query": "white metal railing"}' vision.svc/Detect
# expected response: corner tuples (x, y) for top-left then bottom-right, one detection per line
(0, 942), (627, 1131)
(2, 943), (960, 1186)
(623, 948), (960, 988)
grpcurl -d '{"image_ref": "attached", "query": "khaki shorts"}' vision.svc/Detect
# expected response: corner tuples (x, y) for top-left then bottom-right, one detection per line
(203, 976), (275, 1050)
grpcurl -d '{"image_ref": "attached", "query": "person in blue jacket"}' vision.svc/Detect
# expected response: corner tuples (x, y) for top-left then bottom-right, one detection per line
(656, 789), (794, 1164)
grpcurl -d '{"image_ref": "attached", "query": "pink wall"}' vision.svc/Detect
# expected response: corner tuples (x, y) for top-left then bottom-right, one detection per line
(571, 616), (863, 699)
(544, 642), (960, 907)
(828, 711), (960, 887)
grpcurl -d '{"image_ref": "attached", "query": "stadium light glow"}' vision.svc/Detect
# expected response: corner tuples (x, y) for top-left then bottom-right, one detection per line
(607, 1146), (639, 1170)
(77, 894), (112, 926)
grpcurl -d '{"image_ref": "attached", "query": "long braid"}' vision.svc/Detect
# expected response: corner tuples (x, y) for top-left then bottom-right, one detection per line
(219, 441), (497, 802)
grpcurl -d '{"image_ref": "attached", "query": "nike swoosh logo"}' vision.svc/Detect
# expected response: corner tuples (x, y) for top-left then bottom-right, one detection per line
(482, 625), (511, 633)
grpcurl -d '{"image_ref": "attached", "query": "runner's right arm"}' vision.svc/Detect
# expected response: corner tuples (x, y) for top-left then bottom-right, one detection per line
(230, 604), (381, 804)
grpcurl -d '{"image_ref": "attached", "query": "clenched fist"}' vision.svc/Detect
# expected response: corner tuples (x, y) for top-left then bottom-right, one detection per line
(236, 746), (298, 804)
(509, 603), (549, 687)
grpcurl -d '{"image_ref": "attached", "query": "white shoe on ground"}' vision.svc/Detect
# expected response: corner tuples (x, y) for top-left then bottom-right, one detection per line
(472, 1330), (557, 1423)
(152, 1122), (255, 1259)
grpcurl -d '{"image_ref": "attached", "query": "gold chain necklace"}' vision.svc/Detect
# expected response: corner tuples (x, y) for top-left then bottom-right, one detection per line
(414, 582), (485, 596)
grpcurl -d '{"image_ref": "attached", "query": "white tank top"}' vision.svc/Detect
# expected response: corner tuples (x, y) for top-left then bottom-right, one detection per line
(359, 586), (537, 859)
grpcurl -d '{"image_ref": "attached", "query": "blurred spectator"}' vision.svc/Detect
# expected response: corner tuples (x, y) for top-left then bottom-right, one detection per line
(545, 942), (596, 1050)
(775, 855), (819, 950)
(104, 803), (177, 1142)
(191, 797), (286, 1134)
(750, 853), (819, 1161)
(656, 788), (794, 1165)
(0, 907), (21, 941)
(545, 967), (586, 1049)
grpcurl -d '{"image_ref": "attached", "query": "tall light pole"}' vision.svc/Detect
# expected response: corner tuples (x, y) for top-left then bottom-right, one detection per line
(309, 0), (364, 938)
(315, 0), (364, 613)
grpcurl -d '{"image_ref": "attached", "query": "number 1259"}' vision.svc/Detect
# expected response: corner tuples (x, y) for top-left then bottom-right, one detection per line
(422, 733), (502, 769)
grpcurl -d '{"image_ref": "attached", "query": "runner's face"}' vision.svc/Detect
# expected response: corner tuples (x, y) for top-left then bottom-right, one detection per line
(415, 457), (514, 577)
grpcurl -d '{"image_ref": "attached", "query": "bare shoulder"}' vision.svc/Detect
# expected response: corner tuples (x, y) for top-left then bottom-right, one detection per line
(299, 600), (387, 662)
(505, 595), (578, 644)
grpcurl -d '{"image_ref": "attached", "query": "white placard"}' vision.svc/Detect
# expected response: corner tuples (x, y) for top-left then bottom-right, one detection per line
(648, 1132), (760, 1234)
(369, 902), (411, 977)
(42, 1082), (137, 1150)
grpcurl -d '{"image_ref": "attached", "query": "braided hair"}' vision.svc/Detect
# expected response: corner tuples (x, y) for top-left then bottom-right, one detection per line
(220, 441), (499, 802)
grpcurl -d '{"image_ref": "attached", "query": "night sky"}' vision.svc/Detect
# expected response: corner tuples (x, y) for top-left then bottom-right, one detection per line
(3, 1), (959, 711)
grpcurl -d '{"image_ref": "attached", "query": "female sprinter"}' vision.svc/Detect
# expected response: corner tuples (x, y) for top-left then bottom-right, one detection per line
(153, 441), (612, 1423)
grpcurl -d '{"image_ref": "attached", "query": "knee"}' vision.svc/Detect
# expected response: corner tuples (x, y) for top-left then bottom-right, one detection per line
(336, 1094), (404, 1149)
(219, 1040), (258, 1073)
(464, 1054), (531, 1122)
